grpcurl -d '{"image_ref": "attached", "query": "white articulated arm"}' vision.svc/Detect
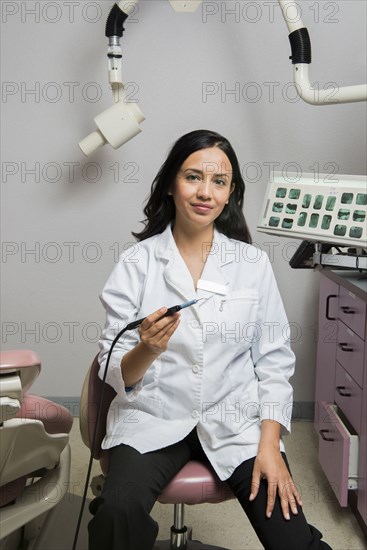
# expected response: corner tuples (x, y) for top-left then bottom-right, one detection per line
(107, 1), (140, 88)
(79, 0), (144, 156)
(78, 0), (205, 156)
(79, 0), (367, 156)
(278, 0), (367, 104)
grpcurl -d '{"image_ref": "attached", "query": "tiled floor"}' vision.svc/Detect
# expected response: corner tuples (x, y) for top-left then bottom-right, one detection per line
(67, 420), (366, 550)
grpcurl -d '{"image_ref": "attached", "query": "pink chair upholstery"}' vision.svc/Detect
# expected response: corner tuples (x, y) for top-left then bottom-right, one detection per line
(80, 356), (234, 549)
(0, 350), (73, 547)
(15, 393), (73, 434)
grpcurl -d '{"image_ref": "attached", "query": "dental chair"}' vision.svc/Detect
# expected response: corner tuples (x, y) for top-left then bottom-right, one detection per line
(80, 356), (235, 550)
(0, 349), (73, 550)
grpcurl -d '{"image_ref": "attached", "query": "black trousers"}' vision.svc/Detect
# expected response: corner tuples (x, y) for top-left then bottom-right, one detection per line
(88, 429), (332, 550)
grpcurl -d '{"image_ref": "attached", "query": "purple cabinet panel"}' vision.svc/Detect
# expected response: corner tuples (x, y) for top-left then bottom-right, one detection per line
(334, 361), (362, 434)
(336, 321), (365, 388)
(315, 271), (366, 531)
(318, 402), (353, 507)
(314, 275), (339, 424)
(339, 287), (366, 339)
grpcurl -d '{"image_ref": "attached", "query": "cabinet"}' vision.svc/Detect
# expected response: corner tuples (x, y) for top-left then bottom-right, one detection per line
(315, 270), (367, 534)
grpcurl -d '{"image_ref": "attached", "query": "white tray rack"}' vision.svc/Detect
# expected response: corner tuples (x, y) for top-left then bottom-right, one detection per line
(257, 172), (367, 249)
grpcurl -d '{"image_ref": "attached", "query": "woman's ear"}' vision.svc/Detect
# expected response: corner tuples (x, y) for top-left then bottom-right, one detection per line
(226, 184), (235, 205)
(228, 183), (235, 201)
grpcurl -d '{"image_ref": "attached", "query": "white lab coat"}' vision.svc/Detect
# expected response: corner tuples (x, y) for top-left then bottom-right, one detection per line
(98, 225), (295, 480)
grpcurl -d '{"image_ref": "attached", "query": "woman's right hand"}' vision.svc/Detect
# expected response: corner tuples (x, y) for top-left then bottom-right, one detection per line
(139, 307), (180, 356)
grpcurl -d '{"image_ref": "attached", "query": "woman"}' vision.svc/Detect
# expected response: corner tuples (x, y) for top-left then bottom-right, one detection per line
(89, 130), (332, 550)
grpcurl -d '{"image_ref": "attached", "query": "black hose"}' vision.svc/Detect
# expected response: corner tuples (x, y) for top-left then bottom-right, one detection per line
(288, 28), (312, 64)
(105, 3), (129, 38)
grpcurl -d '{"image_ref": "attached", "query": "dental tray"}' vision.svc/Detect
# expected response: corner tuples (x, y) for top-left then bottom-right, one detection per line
(257, 172), (367, 247)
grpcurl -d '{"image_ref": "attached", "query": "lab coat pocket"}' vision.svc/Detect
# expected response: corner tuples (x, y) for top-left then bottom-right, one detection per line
(213, 290), (260, 346)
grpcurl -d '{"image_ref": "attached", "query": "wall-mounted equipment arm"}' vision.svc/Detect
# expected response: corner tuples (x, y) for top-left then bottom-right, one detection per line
(278, 0), (367, 104)
(78, 0), (367, 156)
(79, 1), (144, 156)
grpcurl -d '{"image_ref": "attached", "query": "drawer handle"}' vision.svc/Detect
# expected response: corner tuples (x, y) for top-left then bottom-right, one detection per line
(326, 294), (337, 320)
(340, 306), (355, 315)
(319, 429), (334, 442)
(338, 342), (353, 352)
(336, 385), (351, 397)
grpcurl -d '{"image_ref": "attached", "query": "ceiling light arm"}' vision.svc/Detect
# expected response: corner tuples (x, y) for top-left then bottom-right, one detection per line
(278, 0), (367, 104)
(79, 1), (144, 156)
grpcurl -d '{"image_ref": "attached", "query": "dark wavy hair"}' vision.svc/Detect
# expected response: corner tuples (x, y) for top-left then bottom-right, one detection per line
(132, 129), (252, 243)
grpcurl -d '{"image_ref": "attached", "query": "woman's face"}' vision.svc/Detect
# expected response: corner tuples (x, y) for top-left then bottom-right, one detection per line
(169, 147), (234, 232)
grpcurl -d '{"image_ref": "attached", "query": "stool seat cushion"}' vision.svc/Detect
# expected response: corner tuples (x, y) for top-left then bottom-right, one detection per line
(158, 460), (233, 505)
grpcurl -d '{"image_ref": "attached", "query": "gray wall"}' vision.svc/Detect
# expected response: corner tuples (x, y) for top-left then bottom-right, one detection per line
(1, 1), (366, 414)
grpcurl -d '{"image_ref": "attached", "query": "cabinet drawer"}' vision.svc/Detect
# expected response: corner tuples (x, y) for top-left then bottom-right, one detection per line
(336, 321), (364, 387)
(339, 286), (366, 339)
(334, 362), (363, 433)
(318, 402), (359, 507)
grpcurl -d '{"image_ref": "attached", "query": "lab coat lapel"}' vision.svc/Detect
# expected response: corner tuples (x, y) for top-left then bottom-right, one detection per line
(199, 229), (232, 290)
(194, 231), (234, 325)
(155, 226), (235, 305)
(156, 226), (196, 300)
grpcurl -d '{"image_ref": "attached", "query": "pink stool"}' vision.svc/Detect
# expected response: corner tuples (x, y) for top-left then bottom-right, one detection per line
(80, 356), (234, 549)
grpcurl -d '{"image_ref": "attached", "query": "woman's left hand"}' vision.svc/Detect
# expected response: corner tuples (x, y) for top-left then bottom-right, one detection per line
(249, 422), (303, 520)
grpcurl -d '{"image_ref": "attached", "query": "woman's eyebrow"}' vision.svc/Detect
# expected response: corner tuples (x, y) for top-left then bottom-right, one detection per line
(183, 168), (202, 174)
(214, 173), (231, 179)
(183, 168), (231, 179)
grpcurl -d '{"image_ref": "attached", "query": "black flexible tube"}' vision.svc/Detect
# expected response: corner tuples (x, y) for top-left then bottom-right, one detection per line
(105, 3), (129, 38)
(288, 27), (312, 64)
(71, 322), (131, 550)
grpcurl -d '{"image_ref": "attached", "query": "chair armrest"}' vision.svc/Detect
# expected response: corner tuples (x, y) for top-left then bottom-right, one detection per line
(0, 350), (41, 370)
(0, 350), (41, 393)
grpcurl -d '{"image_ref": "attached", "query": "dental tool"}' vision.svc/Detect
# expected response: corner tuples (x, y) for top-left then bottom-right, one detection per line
(126, 299), (199, 330)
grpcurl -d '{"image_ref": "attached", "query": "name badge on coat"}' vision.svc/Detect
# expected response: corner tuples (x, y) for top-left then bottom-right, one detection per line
(197, 279), (228, 296)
